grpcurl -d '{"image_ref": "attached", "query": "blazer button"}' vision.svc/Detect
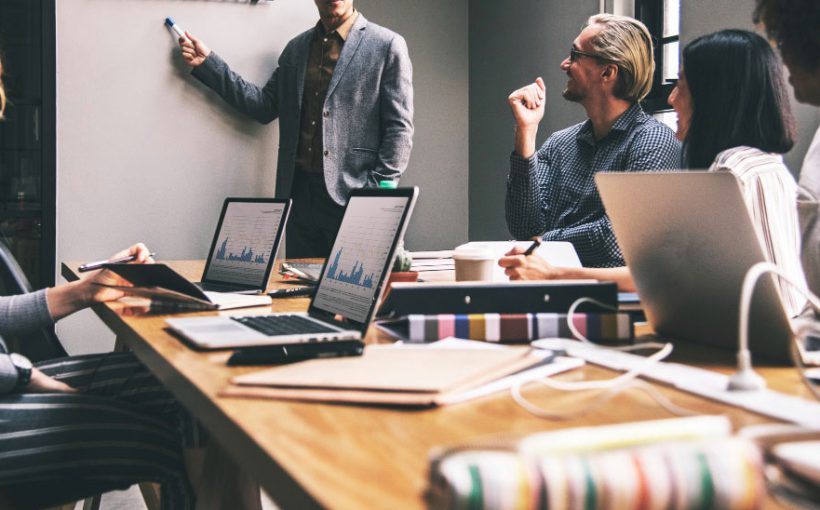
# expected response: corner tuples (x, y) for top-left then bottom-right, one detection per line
(323, 150), (329, 157)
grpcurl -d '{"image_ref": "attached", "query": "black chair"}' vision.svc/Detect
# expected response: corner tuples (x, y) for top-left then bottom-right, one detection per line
(0, 240), (67, 361)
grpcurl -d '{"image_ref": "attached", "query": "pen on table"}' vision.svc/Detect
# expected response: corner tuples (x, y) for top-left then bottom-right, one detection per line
(78, 252), (156, 273)
(522, 238), (541, 256)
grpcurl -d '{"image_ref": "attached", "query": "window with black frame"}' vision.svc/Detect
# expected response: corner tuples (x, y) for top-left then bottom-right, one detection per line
(635, 0), (680, 129)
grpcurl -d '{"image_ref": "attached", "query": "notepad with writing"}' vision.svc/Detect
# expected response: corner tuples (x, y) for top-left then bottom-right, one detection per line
(224, 345), (545, 406)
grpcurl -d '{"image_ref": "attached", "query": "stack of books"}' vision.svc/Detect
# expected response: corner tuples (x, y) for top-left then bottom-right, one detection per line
(409, 250), (454, 282)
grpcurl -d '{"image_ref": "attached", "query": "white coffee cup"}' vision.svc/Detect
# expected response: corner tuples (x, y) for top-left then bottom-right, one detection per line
(452, 245), (495, 281)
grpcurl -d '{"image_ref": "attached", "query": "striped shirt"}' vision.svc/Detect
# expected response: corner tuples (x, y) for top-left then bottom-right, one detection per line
(0, 291), (203, 508)
(709, 146), (807, 317)
(797, 127), (820, 303)
(505, 103), (681, 268)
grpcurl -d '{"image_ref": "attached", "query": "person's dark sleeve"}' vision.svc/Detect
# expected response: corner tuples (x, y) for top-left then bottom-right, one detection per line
(624, 123), (682, 172)
(191, 52), (280, 124)
(505, 143), (554, 239)
(542, 216), (624, 267)
(372, 35), (414, 184)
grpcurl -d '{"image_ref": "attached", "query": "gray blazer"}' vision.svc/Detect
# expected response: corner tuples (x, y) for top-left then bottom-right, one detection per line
(192, 14), (414, 205)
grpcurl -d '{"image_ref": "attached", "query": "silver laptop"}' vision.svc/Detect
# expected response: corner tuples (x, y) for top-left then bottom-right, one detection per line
(596, 171), (793, 361)
(167, 187), (418, 349)
(195, 198), (291, 294)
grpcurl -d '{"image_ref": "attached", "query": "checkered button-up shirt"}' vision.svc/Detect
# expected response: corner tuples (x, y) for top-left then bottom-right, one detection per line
(505, 103), (681, 267)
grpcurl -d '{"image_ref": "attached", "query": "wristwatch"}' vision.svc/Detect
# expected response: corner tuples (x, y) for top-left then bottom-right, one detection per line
(10, 353), (32, 390)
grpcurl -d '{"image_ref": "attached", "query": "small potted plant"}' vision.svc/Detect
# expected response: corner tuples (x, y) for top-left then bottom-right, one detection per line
(388, 242), (418, 286)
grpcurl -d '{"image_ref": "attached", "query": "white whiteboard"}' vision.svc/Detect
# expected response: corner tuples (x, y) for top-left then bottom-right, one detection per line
(56, 0), (315, 264)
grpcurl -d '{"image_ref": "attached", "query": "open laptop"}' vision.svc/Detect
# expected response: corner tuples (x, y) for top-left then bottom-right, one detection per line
(596, 171), (793, 361)
(167, 187), (418, 349)
(195, 198), (291, 294)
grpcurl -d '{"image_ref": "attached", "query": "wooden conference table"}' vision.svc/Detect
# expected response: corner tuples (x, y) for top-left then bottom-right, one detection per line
(62, 260), (811, 510)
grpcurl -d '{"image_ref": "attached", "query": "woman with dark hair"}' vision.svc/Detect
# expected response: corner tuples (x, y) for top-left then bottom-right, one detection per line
(678, 29), (795, 168)
(500, 29), (807, 317)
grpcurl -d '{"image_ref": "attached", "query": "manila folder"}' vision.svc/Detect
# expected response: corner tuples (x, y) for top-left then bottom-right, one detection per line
(224, 345), (541, 407)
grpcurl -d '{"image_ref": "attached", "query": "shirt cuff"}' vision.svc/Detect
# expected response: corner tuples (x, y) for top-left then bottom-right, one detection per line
(540, 229), (561, 241)
(0, 289), (53, 335)
(509, 152), (537, 178)
(27, 289), (54, 325)
(191, 52), (223, 81)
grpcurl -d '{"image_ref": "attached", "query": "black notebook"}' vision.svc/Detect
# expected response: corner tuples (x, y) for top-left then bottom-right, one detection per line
(99, 263), (271, 311)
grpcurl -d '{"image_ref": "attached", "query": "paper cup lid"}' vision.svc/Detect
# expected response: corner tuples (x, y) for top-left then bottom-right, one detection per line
(452, 244), (494, 260)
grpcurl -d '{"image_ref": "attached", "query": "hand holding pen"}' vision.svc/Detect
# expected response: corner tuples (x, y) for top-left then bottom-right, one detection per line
(75, 243), (156, 306)
(498, 238), (554, 280)
(522, 238), (542, 256)
(79, 245), (155, 272)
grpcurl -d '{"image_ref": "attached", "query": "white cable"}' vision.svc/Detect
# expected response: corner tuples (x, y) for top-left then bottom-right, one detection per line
(566, 297), (616, 344)
(509, 296), (692, 419)
(738, 262), (820, 399)
(566, 296), (667, 352)
(513, 265), (820, 421)
(511, 379), (700, 420)
(529, 342), (673, 391)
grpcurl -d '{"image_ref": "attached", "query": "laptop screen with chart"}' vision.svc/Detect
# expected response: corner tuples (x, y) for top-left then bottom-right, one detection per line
(311, 192), (415, 324)
(200, 198), (291, 293)
(165, 188), (417, 349)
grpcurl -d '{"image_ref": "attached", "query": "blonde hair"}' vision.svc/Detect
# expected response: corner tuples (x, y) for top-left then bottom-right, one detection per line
(586, 14), (655, 102)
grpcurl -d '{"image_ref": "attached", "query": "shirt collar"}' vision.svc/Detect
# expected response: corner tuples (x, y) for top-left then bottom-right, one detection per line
(610, 102), (644, 132)
(316, 10), (359, 41)
(576, 102), (645, 145)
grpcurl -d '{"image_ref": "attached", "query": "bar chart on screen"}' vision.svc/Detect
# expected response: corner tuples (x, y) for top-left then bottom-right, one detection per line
(206, 202), (286, 285)
(312, 196), (409, 322)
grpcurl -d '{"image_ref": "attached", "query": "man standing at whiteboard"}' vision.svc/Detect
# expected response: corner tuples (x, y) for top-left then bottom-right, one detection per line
(177, 0), (414, 257)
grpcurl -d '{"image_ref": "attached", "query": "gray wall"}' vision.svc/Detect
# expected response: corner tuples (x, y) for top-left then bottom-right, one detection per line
(468, 0), (599, 241)
(356, 0), (470, 250)
(680, 0), (820, 176)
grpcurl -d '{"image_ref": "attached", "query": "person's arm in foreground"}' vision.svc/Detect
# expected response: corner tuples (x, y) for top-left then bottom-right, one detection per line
(0, 243), (153, 394)
(498, 245), (636, 292)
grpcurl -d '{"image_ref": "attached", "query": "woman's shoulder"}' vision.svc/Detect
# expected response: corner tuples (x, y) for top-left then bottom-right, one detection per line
(710, 146), (788, 174)
(710, 146), (797, 193)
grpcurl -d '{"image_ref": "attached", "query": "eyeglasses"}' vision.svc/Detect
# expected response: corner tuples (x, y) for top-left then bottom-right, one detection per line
(568, 47), (614, 63)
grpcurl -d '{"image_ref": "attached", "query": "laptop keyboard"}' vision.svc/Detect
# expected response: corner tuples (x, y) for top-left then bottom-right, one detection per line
(232, 315), (339, 336)
(199, 282), (250, 293)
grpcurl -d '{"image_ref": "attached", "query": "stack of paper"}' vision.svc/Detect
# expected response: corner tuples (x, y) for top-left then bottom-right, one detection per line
(409, 250), (455, 281)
